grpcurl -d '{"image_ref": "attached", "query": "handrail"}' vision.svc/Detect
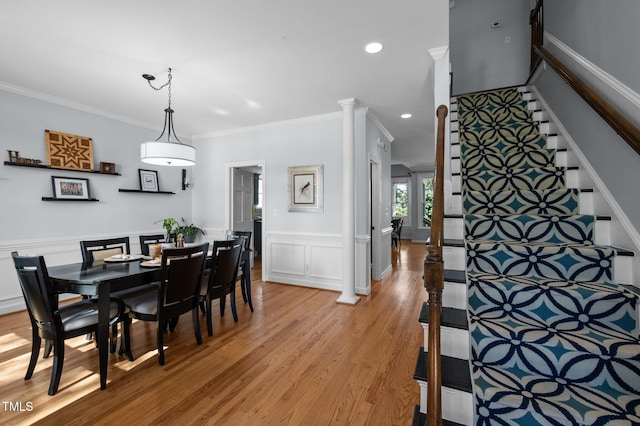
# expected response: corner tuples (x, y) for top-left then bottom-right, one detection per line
(533, 45), (640, 156)
(423, 104), (448, 426)
(529, 0), (640, 156)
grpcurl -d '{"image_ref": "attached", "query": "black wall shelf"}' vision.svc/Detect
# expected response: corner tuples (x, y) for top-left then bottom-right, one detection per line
(118, 189), (175, 195)
(4, 161), (121, 176)
(42, 197), (99, 202)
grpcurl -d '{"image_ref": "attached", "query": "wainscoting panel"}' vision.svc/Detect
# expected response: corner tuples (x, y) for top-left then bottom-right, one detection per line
(265, 232), (344, 292)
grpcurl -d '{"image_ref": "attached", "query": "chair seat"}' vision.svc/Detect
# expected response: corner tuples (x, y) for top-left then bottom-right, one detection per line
(122, 289), (160, 317)
(58, 300), (121, 331)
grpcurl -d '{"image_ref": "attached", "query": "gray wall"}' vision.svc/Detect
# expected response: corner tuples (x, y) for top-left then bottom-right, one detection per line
(532, 0), (640, 231)
(450, 0), (530, 95)
(0, 90), (193, 241)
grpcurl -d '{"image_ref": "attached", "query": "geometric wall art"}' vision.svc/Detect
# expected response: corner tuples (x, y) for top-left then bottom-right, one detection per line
(45, 129), (94, 171)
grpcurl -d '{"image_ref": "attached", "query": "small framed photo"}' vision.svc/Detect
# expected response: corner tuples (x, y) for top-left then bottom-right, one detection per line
(100, 162), (116, 174)
(288, 164), (323, 212)
(139, 169), (159, 192)
(51, 176), (91, 200)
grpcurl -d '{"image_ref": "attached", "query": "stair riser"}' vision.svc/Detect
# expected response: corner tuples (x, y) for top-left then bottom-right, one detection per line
(443, 280), (467, 310)
(469, 328), (640, 394)
(416, 381), (473, 426)
(450, 192), (594, 215)
(454, 168), (577, 193)
(446, 217), (611, 246)
(422, 325), (469, 360)
(466, 242), (616, 284)
(452, 149), (574, 171)
(444, 245), (633, 285)
(465, 214), (595, 245)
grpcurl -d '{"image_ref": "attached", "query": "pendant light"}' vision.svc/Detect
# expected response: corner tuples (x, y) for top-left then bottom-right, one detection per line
(140, 68), (196, 166)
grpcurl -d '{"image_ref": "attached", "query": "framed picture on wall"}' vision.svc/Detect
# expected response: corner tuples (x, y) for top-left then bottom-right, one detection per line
(51, 176), (91, 200)
(288, 164), (323, 212)
(139, 169), (159, 192)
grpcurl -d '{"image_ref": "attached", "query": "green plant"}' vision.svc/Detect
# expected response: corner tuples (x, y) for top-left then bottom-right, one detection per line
(175, 223), (205, 237)
(155, 217), (179, 239)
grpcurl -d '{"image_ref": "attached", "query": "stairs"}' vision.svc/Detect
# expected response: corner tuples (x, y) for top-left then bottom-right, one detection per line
(414, 86), (640, 425)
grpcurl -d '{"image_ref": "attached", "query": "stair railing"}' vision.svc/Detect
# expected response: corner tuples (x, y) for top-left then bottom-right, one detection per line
(529, 0), (544, 74)
(424, 104), (448, 426)
(529, 0), (640, 156)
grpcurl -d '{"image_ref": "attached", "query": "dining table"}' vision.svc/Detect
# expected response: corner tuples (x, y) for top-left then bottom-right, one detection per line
(47, 257), (162, 390)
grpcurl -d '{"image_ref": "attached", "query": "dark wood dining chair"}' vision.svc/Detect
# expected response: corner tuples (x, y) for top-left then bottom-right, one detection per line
(224, 230), (254, 312)
(391, 217), (403, 249)
(122, 243), (209, 365)
(80, 237), (131, 263)
(138, 234), (166, 256)
(11, 251), (131, 395)
(200, 239), (243, 337)
(79, 236), (158, 354)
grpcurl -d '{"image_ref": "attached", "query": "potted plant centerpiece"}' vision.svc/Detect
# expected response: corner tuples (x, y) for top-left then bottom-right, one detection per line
(175, 220), (205, 243)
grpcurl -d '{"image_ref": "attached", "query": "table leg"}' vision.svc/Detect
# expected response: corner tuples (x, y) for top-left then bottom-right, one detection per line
(98, 283), (109, 390)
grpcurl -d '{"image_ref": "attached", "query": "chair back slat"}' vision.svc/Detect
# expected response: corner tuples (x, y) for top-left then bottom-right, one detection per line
(80, 237), (130, 262)
(139, 234), (166, 256)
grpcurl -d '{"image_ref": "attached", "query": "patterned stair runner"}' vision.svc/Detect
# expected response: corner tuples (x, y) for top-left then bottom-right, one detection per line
(456, 87), (640, 425)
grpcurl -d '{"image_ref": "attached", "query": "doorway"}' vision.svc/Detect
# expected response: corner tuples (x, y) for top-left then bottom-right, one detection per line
(369, 157), (382, 281)
(227, 161), (264, 271)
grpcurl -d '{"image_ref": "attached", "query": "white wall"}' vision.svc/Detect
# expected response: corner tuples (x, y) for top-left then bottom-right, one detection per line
(192, 108), (392, 295)
(0, 89), (195, 313)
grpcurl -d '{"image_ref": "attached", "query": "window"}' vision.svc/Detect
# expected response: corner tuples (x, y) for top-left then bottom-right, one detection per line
(417, 173), (434, 229)
(392, 179), (409, 225)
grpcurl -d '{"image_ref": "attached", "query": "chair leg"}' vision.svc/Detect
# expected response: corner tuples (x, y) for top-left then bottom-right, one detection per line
(120, 316), (134, 362)
(157, 323), (165, 366)
(240, 273), (248, 303)
(49, 339), (65, 395)
(168, 317), (179, 332)
(206, 296), (213, 337)
(43, 339), (52, 359)
(244, 271), (254, 312)
(26, 329), (41, 380)
(230, 287), (238, 323)
(219, 296), (226, 316)
(110, 324), (118, 354)
(192, 307), (202, 345)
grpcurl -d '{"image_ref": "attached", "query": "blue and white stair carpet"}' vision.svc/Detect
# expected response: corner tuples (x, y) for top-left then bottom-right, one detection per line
(457, 87), (640, 425)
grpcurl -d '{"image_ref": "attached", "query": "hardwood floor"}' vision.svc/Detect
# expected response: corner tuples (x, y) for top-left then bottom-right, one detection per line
(0, 242), (427, 425)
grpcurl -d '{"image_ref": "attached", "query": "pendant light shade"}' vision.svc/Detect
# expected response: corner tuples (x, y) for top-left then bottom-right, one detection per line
(140, 141), (196, 166)
(140, 68), (196, 166)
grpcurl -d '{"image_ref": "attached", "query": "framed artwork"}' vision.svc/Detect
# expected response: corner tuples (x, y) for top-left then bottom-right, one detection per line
(139, 169), (159, 192)
(51, 176), (91, 200)
(288, 164), (323, 212)
(45, 129), (94, 171)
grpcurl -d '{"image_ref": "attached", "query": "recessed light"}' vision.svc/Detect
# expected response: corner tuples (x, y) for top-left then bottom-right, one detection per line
(364, 42), (383, 54)
(401, 113), (413, 119)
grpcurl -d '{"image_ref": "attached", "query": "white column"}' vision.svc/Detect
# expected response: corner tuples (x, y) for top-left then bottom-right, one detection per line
(337, 98), (359, 305)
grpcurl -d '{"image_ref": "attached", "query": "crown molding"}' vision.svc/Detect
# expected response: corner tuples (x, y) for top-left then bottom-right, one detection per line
(0, 80), (158, 132)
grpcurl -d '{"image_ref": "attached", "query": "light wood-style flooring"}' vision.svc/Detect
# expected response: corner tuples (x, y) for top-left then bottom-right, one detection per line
(1, 242), (427, 425)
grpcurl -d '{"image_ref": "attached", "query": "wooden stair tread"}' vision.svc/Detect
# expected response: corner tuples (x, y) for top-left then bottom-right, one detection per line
(414, 347), (472, 393)
(419, 304), (468, 330)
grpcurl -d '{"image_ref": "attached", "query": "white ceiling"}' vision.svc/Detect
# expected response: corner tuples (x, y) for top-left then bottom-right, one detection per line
(0, 0), (448, 169)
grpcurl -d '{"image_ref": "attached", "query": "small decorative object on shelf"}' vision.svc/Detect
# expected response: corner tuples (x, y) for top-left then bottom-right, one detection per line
(100, 162), (116, 174)
(7, 150), (42, 166)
